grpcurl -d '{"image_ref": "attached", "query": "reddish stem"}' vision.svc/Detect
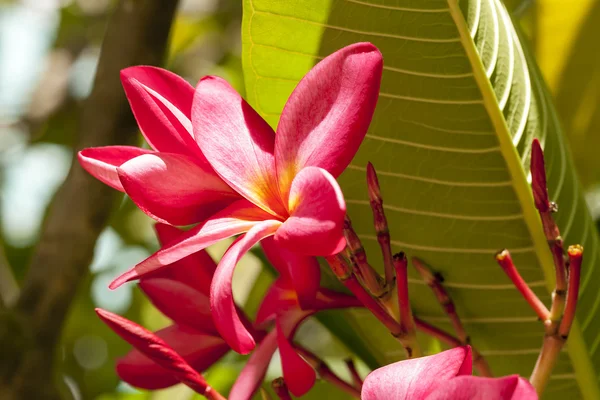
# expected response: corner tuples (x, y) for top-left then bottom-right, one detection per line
(414, 317), (460, 347)
(272, 378), (292, 400)
(558, 245), (583, 337)
(412, 257), (468, 344)
(495, 249), (550, 321)
(205, 387), (227, 400)
(295, 346), (361, 398)
(343, 217), (386, 297)
(366, 162), (395, 287)
(394, 253), (415, 335)
(326, 256), (413, 357)
(414, 317), (492, 377)
(344, 358), (363, 389)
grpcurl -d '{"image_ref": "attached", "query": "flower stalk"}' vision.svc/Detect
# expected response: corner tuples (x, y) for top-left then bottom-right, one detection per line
(343, 216), (387, 298)
(532, 139), (568, 327)
(496, 140), (584, 397)
(272, 378), (293, 400)
(366, 162), (395, 289)
(325, 255), (414, 358)
(413, 317), (491, 377)
(394, 252), (421, 357)
(495, 250), (550, 321)
(344, 358), (363, 389)
(411, 258), (492, 377)
(412, 257), (468, 345)
(295, 346), (361, 398)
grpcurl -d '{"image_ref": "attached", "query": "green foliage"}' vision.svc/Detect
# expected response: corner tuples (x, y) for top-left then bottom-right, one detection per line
(241, 0), (600, 398)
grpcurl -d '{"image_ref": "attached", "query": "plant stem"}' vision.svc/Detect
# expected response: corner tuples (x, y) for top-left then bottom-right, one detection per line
(326, 255), (414, 358)
(414, 317), (492, 377)
(394, 252), (421, 357)
(0, 241), (18, 309)
(272, 378), (292, 400)
(204, 386), (227, 400)
(529, 335), (563, 396)
(547, 238), (567, 326)
(495, 249), (550, 321)
(344, 358), (363, 389)
(558, 245), (583, 337)
(412, 257), (468, 344)
(531, 139), (567, 327)
(528, 246), (583, 397)
(296, 346), (361, 398)
(366, 162), (395, 288)
(343, 217), (387, 298)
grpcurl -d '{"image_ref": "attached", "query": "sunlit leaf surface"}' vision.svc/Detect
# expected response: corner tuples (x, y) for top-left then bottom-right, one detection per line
(242, 1), (600, 398)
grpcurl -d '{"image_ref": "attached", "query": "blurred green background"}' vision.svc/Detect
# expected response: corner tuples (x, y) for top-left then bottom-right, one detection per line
(1, 0), (600, 398)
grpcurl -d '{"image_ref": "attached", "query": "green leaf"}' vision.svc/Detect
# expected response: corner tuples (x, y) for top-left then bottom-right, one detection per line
(241, 0), (600, 398)
(532, 0), (600, 189)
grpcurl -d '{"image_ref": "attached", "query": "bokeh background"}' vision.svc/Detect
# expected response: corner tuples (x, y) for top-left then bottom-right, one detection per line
(1, 0), (600, 398)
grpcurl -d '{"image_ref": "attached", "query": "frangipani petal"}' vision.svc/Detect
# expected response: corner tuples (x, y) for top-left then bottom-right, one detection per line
(426, 375), (538, 400)
(96, 309), (209, 394)
(261, 237), (321, 309)
(192, 76), (286, 218)
(275, 167), (346, 256)
(110, 200), (272, 289)
(255, 278), (298, 325)
(118, 152), (238, 225)
(139, 279), (216, 334)
(361, 346), (473, 400)
(229, 330), (278, 400)
(210, 220), (282, 354)
(120, 66), (201, 158)
(275, 42), (382, 198)
(277, 319), (316, 397)
(117, 324), (229, 390)
(154, 223), (217, 295)
(78, 146), (152, 191)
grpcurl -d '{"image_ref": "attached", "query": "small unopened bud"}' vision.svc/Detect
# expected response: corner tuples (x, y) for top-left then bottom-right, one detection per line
(531, 139), (550, 213)
(366, 162), (382, 202)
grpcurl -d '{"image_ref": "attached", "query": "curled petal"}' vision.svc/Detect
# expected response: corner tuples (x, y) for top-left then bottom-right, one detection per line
(275, 42), (382, 198)
(153, 223), (217, 295)
(117, 324), (229, 390)
(120, 66), (202, 158)
(192, 76), (286, 218)
(210, 220), (282, 354)
(277, 319), (316, 397)
(426, 375), (538, 400)
(96, 309), (209, 394)
(78, 146), (152, 191)
(261, 237), (321, 309)
(118, 152), (238, 225)
(229, 330), (278, 400)
(275, 167), (346, 256)
(361, 346), (473, 400)
(139, 279), (216, 334)
(110, 200), (272, 289)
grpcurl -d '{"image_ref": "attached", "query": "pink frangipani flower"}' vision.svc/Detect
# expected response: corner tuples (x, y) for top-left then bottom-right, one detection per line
(102, 224), (232, 390)
(98, 229), (360, 399)
(230, 237), (361, 399)
(361, 346), (537, 400)
(79, 42), (383, 355)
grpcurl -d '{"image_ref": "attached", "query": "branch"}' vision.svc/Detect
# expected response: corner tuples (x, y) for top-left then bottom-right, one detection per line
(0, 240), (18, 309)
(0, 1), (179, 398)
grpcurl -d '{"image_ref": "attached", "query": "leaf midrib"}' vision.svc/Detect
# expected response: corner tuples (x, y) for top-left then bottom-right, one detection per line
(447, 1), (598, 398)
